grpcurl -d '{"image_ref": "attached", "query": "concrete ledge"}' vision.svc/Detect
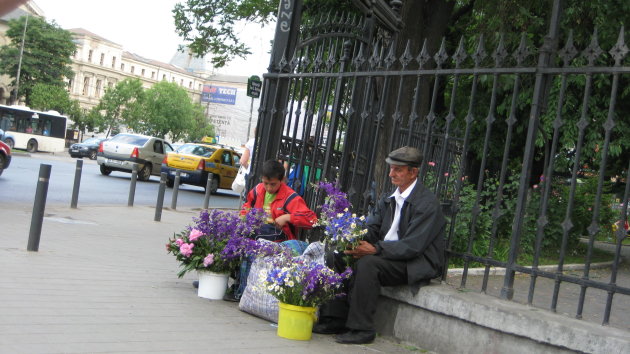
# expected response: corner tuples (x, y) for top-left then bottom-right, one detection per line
(375, 283), (630, 354)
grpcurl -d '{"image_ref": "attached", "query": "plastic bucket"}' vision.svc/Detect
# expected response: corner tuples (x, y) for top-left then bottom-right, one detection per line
(277, 302), (317, 340)
(197, 271), (228, 300)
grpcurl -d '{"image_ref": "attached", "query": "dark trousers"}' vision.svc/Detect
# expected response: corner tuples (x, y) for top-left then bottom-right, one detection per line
(320, 254), (408, 331)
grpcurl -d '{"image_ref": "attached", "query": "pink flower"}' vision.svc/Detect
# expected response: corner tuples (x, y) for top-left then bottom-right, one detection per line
(189, 228), (203, 242)
(533, 184), (539, 189)
(175, 238), (184, 246)
(428, 161), (436, 167)
(180, 243), (194, 257)
(444, 172), (449, 177)
(203, 254), (215, 267)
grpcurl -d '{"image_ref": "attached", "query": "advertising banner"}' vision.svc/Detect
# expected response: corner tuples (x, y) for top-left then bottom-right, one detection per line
(201, 85), (237, 105)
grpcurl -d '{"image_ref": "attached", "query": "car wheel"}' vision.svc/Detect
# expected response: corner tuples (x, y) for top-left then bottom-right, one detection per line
(100, 164), (111, 176)
(138, 164), (151, 181)
(166, 178), (174, 188)
(0, 154), (5, 176)
(89, 150), (97, 160)
(4, 138), (14, 149)
(27, 139), (38, 153)
(207, 174), (219, 194)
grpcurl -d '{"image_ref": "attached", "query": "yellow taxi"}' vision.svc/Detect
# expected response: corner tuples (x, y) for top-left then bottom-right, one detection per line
(161, 142), (241, 194)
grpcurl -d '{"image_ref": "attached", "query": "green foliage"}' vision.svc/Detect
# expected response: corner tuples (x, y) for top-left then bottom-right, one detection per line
(185, 103), (215, 142)
(29, 83), (73, 114)
(89, 78), (145, 137)
(172, 0), (355, 67)
(132, 81), (204, 141)
(448, 172), (617, 267)
(0, 16), (75, 103)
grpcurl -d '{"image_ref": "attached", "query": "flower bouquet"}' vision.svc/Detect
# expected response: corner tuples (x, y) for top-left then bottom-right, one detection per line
(315, 181), (368, 265)
(166, 208), (267, 277)
(265, 256), (352, 340)
(265, 258), (352, 307)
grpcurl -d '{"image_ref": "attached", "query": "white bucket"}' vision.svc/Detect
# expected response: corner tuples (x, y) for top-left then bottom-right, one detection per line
(197, 271), (229, 300)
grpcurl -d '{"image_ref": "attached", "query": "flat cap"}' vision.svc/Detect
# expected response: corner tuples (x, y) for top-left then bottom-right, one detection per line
(385, 146), (423, 167)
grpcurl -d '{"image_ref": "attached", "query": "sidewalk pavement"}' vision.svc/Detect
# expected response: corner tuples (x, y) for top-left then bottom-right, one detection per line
(0, 203), (421, 354)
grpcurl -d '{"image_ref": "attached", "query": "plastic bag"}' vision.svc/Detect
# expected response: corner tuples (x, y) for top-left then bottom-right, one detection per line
(231, 166), (246, 193)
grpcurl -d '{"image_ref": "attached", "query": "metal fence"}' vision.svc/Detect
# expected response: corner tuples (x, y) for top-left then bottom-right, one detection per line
(252, 0), (630, 327)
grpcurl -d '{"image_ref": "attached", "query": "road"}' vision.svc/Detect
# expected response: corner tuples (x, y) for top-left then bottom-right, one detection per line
(0, 152), (241, 209)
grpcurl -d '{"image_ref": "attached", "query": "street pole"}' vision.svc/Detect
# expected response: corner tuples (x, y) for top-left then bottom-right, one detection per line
(247, 97), (254, 141)
(13, 14), (28, 104)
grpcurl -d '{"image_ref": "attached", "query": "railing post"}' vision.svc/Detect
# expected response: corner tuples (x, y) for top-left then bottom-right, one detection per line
(501, 0), (562, 300)
(128, 163), (137, 207)
(27, 164), (51, 252)
(171, 170), (180, 210)
(154, 172), (167, 222)
(203, 173), (213, 209)
(70, 159), (83, 209)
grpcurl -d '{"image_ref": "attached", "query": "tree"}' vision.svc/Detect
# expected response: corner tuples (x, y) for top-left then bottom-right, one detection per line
(0, 16), (75, 104)
(132, 81), (201, 141)
(89, 78), (145, 137)
(186, 103), (215, 142)
(29, 83), (73, 114)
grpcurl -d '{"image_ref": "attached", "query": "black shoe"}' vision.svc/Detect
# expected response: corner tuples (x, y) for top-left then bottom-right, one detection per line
(192, 280), (199, 289)
(222, 290), (240, 302)
(313, 321), (346, 334)
(335, 330), (376, 344)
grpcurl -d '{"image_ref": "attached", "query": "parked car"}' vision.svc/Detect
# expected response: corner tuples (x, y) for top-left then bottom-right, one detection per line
(161, 143), (240, 193)
(97, 133), (173, 181)
(69, 137), (107, 160)
(0, 139), (11, 176)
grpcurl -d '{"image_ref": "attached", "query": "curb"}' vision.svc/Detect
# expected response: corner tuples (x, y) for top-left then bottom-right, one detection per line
(447, 261), (616, 276)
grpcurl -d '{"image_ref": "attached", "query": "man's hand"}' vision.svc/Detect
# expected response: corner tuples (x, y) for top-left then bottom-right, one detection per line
(345, 241), (377, 259)
(274, 214), (291, 228)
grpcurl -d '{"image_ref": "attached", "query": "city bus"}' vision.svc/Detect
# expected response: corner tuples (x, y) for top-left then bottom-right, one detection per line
(0, 105), (68, 153)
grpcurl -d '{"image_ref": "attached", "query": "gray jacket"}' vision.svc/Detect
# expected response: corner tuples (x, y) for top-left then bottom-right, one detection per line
(366, 180), (446, 285)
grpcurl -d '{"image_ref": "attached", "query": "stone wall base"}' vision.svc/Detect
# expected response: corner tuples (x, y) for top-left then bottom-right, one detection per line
(374, 283), (630, 354)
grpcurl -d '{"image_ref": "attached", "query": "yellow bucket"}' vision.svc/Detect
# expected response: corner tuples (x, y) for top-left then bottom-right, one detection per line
(277, 302), (317, 340)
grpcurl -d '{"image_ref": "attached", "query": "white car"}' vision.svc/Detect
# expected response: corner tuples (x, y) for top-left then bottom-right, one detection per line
(96, 133), (173, 181)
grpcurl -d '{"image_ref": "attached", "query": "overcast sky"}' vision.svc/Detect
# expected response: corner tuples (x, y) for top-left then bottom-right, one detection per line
(32, 0), (275, 77)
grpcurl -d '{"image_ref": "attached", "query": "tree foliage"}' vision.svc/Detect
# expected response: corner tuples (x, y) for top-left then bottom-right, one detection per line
(90, 78), (214, 141)
(0, 16), (75, 104)
(89, 78), (145, 138)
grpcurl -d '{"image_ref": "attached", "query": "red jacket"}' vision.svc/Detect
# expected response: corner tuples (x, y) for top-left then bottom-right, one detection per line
(241, 182), (317, 240)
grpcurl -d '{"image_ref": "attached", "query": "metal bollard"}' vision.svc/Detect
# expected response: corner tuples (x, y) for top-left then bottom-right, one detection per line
(128, 163), (138, 207)
(171, 170), (180, 210)
(154, 172), (167, 222)
(27, 164), (51, 252)
(70, 159), (83, 208)
(202, 173), (213, 209)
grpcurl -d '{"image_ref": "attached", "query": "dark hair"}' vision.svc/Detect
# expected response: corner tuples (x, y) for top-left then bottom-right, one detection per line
(262, 160), (285, 180)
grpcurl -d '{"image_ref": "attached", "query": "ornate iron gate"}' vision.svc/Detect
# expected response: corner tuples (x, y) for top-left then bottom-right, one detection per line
(251, 0), (630, 328)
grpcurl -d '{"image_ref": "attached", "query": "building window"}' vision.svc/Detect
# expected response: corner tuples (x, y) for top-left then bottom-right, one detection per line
(131, 66), (135, 74)
(67, 79), (73, 92)
(99, 53), (104, 65)
(112, 57), (116, 68)
(180, 79), (183, 86)
(162, 74), (166, 80)
(188, 81), (192, 88)
(151, 71), (155, 79)
(141, 68), (145, 76)
(108, 82), (113, 88)
(121, 63), (125, 71)
(95, 79), (102, 97)
(198, 84), (202, 90)
(82, 77), (90, 96)
(88, 50), (93, 62)
(171, 77), (175, 83)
